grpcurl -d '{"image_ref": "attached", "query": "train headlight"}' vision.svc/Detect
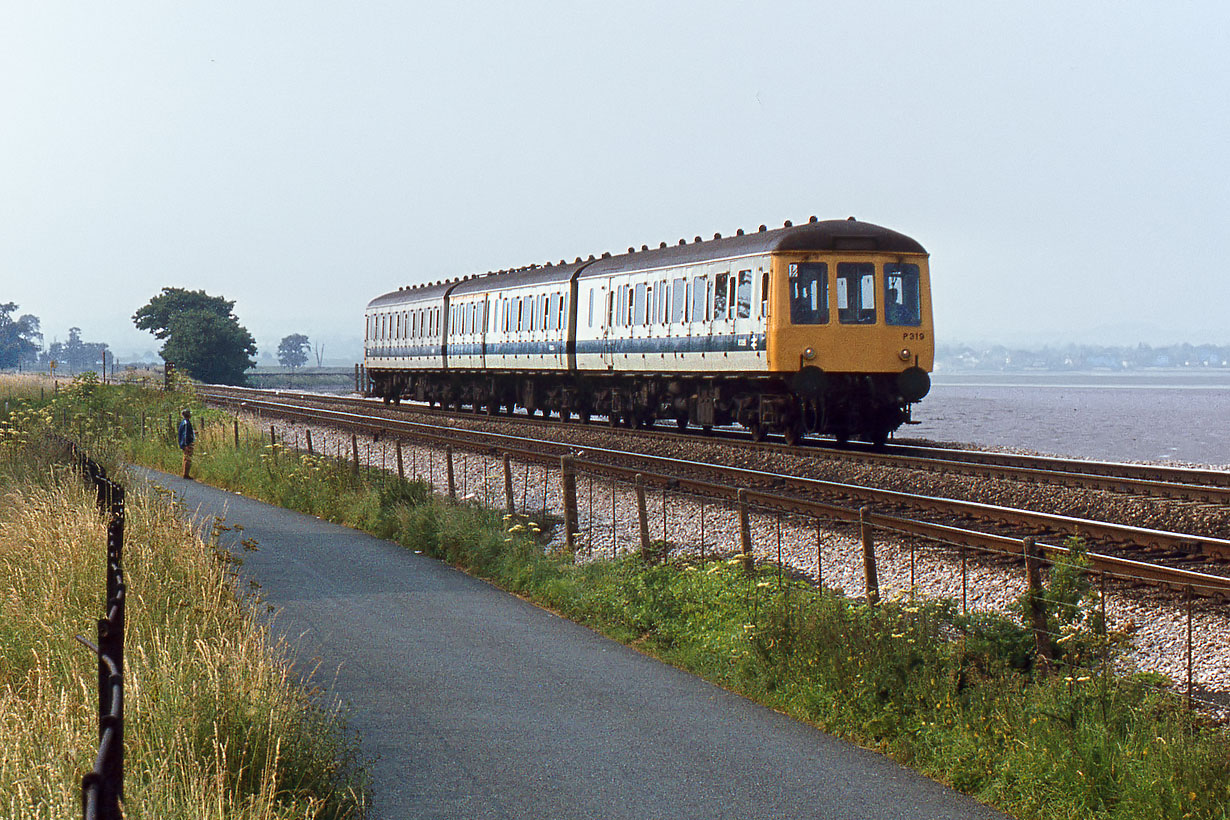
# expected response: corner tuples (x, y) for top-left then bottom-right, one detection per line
(802, 347), (816, 361)
(898, 348), (912, 362)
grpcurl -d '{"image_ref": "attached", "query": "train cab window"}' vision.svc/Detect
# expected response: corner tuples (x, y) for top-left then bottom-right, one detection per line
(736, 270), (753, 319)
(789, 262), (829, 325)
(837, 262), (877, 324)
(634, 283), (646, 326)
(672, 278), (686, 323)
(884, 264), (922, 326)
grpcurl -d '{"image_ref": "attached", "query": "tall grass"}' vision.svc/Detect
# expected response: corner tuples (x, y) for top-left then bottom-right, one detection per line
(0, 426), (366, 817)
(6, 375), (1230, 819)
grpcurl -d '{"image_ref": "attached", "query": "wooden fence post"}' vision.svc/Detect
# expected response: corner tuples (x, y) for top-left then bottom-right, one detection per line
(233, 418), (239, 448)
(446, 445), (456, 500)
(1023, 537), (1053, 674)
(860, 506), (879, 606)
(635, 474), (651, 561)
(503, 453), (515, 514)
(396, 440), (404, 480)
(738, 489), (753, 573)
(561, 456), (578, 553)
(306, 429), (314, 454)
(351, 433), (360, 476)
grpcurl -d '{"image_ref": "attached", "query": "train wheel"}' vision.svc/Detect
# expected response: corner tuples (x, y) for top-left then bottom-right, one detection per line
(579, 411), (591, 424)
(749, 420), (766, 442)
(675, 414), (688, 431)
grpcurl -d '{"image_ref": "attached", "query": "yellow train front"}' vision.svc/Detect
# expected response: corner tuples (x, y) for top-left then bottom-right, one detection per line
(761, 219), (933, 444)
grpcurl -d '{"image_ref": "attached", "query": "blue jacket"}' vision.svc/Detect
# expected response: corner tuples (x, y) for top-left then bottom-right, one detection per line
(178, 418), (195, 448)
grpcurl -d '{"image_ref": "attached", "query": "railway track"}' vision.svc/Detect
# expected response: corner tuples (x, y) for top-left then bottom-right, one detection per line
(200, 385), (1230, 598)
(200, 385), (1230, 505)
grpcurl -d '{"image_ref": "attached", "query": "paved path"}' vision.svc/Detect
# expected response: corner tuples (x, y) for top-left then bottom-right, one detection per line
(139, 470), (1009, 820)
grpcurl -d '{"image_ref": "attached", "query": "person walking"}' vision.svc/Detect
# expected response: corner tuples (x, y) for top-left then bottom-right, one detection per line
(178, 408), (196, 479)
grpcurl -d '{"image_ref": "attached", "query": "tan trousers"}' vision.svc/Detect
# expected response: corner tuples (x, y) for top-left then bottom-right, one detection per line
(181, 444), (194, 479)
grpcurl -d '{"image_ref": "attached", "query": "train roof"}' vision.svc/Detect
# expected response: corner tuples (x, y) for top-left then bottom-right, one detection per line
(580, 218), (926, 278)
(367, 218), (925, 308)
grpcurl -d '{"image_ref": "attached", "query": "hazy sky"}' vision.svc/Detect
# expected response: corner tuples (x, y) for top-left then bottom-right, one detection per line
(3, 1), (1227, 361)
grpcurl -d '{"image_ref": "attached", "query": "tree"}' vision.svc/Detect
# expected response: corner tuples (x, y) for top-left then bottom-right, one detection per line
(133, 288), (257, 385)
(0, 303), (42, 368)
(46, 327), (108, 374)
(277, 333), (310, 370)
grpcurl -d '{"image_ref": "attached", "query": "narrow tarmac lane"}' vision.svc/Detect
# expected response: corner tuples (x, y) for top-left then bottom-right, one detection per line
(137, 469), (1009, 820)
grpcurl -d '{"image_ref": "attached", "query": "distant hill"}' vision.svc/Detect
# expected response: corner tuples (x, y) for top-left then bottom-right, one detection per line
(936, 342), (1230, 372)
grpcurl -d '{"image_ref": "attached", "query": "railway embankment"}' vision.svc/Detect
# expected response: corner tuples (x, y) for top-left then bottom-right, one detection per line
(7, 374), (1230, 818)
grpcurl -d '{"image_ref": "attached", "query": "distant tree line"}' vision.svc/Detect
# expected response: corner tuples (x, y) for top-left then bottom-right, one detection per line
(938, 342), (1230, 371)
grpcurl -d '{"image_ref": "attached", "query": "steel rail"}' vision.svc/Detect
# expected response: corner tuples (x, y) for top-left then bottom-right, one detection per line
(204, 392), (1230, 592)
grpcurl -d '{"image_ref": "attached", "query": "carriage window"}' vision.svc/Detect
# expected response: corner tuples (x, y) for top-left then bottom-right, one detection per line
(634, 283), (646, 326)
(691, 276), (708, 322)
(760, 272), (770, 318)
(546, 294), (556, 330)
(558, 293), (567, 330)
(672, 278), (686, 323)
(626, 286), (634, 327)
(837, 262), (877, 324)
(885, 264), (922, 326)
(714, 274), (728, 320)
(789, 262), (829, 325)
(736, 270), (752, 319)
(649, 284), (658, 326)
(588, 288), (595, 328)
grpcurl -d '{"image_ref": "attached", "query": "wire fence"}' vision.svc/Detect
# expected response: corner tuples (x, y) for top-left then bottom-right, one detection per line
(59, 438), (126, 820)
(241, 419), (1230, 717)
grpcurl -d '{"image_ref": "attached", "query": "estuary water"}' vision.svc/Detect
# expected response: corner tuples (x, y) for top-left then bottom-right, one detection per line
(902, 372), (1230, 468)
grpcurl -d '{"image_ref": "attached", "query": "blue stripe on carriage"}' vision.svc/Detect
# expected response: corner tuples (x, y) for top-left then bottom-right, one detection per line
(367, 334), (766, 362)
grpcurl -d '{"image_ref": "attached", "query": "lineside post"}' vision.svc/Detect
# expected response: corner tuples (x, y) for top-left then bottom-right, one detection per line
(738, 489), (753, 573)
(233, 418), (239, 448)
(351, 434), (360, 476)
(395, 440), (404, 480)
(635, 474), (651, 561)
(860, 506), (879, 606)
(561, 456), (578, 554)
(446, 446), (456, 500)
(503, 454), (515, 514)
(306, 429), (314, 455)
(1023, 537), (1053, 674)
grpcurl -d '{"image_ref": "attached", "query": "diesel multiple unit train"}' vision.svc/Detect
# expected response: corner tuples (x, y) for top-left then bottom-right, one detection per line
(364, 217), (933, 444)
